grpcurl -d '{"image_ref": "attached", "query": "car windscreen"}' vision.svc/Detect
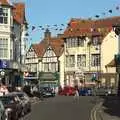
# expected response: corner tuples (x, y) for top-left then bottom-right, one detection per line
(16, 94), (25, 100)
(0, 96), (15, 105)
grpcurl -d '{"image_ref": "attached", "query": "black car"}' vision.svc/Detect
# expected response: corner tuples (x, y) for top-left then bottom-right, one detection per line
(39, 87), (55, 98)
(0, 94), (23, 120)
(12, 92), (31, 114)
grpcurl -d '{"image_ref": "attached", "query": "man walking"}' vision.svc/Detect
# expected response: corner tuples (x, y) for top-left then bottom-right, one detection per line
(74, 87), (79, 102)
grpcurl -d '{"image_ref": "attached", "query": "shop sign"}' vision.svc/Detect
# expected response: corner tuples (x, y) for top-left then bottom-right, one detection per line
(0, 60), (9, 68)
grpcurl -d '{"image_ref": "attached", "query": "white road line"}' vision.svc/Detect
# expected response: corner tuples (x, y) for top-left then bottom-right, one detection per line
(90, 101), (103, 120)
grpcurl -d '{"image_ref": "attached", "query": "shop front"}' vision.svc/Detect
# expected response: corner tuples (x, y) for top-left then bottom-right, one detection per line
(39, 72), (59, 88)
(0, 60), (23, 89)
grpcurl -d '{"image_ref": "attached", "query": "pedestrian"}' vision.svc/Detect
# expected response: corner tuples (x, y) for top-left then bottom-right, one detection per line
(74, 87), (79, 102)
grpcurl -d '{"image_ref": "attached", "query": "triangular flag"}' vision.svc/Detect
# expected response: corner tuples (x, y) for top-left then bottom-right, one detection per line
(116, 6), (119, 10)
(108, 10), (112, 13)
(61, 24), (64, 26)
(53, 24), (57, 27)
(39, 26), (42, 28)
(25, 33), (29, 36)
(95, 15), (100, 18)
(59, 29), (63, 31)
(32, 26), (35, 31)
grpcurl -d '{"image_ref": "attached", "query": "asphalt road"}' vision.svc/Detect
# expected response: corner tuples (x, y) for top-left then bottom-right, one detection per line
(22, 96), (98, 120)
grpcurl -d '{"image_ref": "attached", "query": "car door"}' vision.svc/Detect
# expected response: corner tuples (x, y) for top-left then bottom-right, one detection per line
(0, 101), (5, 120)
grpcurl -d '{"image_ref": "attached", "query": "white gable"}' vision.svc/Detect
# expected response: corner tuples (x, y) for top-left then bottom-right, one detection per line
(26, 47), (37, 58)
(43, 46), (56, 58)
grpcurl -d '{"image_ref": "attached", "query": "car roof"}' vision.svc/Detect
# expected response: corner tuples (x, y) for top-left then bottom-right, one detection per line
(11, 92), (24, 94)
(0, 93), (17, 97)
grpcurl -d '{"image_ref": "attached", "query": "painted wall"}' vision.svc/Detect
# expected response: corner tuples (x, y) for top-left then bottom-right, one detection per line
(101, 31), (118, 73)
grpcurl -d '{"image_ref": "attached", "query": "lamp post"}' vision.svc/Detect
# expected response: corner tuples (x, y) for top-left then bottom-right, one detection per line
(113, 24), (120, 96)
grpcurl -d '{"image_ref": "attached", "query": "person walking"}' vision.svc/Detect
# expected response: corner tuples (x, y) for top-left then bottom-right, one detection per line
(74, 87), (79, 102)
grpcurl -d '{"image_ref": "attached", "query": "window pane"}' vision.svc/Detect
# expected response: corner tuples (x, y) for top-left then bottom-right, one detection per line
(0, 38), (8, 58)
(91, 54), (100, 66)
(0, 17), (3, 23)
(66, 55), (75, 67)
(4, 17), (8, 24)
(77, 54), (86, 67)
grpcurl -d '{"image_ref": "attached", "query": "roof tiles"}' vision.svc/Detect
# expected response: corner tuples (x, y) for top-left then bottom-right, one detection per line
(13, 3), (25, 24)
(0, 0), (10, 6)
(64, 16), (120, 38)
(32, 37), (64, 57)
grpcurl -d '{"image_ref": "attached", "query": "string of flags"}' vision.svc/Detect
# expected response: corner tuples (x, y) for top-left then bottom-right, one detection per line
(26, 4), (120, 37)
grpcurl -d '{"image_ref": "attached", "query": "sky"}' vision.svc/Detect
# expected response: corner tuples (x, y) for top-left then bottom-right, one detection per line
(18, 0), (120, 44)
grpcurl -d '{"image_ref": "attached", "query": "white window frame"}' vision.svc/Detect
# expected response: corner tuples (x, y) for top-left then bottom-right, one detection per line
(77, 54), (86, 67)
(91, 54), (100, 67)
(0, 8), (8, 24)
(0, 38), (8, 58)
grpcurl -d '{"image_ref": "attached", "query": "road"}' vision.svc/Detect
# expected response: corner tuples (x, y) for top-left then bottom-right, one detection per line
(22, 96), (98, 120)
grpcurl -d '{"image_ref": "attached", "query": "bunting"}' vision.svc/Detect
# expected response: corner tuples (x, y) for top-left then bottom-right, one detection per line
(26, 4), (120, 40)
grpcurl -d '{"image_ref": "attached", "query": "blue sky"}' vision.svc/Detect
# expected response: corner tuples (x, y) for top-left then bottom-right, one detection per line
(23, 0), (120, 44)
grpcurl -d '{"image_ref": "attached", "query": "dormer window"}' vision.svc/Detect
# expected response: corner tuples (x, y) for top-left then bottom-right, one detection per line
(65, 37), (85, 48)
(78, 37), (85, 47)
(0, 8), (8, 24)
(92, 36), (100, 46)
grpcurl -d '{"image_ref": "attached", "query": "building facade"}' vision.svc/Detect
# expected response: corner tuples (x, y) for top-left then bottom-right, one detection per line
(25, 29), (63, 87)
(59, 17), (120, 88)
(0, 0), (28, 87)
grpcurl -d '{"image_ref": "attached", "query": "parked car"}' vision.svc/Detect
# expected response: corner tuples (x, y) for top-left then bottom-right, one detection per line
(0, 94), (23, 120)
(92, 87), (113, 96)
(12, 92), (31, 114)
(39, 87), (55, 97)
(0, 100), (6, 120)
(59, 86), (76, 96)
(79, 88), (92, 96)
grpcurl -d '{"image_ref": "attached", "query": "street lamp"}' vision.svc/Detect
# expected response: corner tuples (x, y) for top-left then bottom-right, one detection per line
(113, 24), (120, 96)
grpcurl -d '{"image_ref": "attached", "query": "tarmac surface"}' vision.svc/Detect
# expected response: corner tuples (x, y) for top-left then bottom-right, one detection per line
(21, 96), (97, 120)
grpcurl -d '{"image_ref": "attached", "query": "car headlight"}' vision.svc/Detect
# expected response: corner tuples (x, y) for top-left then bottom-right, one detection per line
(6, 108), (12, 112)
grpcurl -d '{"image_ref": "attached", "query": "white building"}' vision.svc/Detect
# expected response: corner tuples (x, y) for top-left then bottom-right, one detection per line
(0, 0), (28, 87)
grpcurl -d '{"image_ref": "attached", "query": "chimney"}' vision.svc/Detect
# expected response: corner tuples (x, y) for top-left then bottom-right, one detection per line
(44, 28), (51, 39)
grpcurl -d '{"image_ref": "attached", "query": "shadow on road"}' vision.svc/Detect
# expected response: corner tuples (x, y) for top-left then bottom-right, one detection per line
(100, 96), (120, 118)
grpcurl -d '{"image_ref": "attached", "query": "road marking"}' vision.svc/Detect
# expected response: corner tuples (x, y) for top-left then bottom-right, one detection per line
(90, 101), (103, 120)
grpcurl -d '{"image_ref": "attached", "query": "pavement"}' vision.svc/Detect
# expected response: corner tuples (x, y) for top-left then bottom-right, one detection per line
(95, 96), (120, 120)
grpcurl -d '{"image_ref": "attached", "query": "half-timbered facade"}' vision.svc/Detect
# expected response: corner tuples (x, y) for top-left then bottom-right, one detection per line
(25, 29), (63, 86)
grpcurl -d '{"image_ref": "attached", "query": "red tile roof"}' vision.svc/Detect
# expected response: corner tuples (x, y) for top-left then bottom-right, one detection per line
(32, 37), (64, 57)
(13, 3), (25, 24)
(0, 0), (10, 6)
(63, 16), (120, 38)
